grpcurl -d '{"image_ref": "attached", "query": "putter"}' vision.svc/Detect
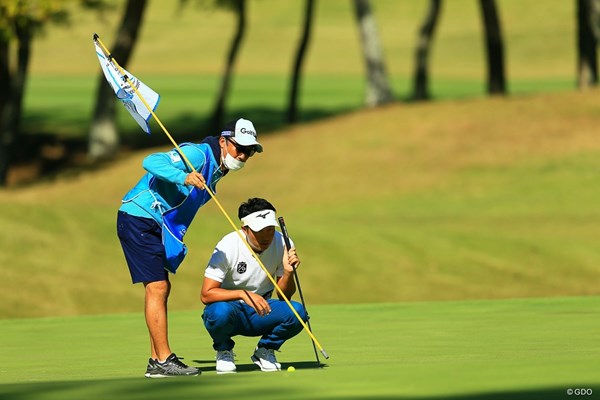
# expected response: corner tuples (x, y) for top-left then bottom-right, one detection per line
(278, 216), (322, 367)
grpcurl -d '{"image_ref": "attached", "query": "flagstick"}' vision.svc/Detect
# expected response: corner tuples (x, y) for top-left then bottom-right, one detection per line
(93, 34), (328, 359)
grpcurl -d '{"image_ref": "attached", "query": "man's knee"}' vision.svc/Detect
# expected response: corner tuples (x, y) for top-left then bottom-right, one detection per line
(290, 301), (308, 323)
(144, 280), (171, 298)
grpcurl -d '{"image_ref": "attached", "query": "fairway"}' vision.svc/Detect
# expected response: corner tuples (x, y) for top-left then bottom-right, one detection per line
(1, 297), (598, 399)
(21, 1), (576, 138)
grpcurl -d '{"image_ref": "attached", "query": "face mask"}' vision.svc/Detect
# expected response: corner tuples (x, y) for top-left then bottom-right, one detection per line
(223, 152), (245, 171)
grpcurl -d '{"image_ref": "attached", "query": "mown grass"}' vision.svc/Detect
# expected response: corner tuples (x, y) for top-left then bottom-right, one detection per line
(22, 74), (575, 139)
(1, 298), (598, 399)
(22, 0), (576, 139)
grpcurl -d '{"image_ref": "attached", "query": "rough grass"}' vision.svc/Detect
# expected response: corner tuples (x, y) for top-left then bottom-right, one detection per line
(1, 90), (600, 318)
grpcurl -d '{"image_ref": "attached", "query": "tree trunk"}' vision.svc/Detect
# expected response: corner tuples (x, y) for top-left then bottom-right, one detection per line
(0, 21), (32, 187)
(411, 0), (442, 101)
(479, 0), (506, 95)
(211, 0), (246, 132)
(577, 0), (598, 89)
(0, 37), (11, 186)
(352, 0), (393, 107)
(12, 21), (32, 135)
(88, 0), (148, 160)
(287, 0), (316, 124)
(590, 0), (600, 40)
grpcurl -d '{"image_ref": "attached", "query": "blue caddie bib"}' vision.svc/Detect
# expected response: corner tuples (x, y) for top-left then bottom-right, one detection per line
(161, 144), (217, 273)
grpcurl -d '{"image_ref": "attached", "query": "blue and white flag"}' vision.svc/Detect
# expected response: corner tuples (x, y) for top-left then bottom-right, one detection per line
(94, 40), (160, 134)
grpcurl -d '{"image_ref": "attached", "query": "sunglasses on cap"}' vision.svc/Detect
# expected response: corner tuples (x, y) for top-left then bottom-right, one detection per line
(226, 138), (257, 157)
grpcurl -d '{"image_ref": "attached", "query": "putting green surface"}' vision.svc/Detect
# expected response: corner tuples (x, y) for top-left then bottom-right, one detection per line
(1, 297), (598, 399)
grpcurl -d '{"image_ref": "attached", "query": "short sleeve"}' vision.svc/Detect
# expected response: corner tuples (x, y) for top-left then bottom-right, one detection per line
(204, 245), (228, 282)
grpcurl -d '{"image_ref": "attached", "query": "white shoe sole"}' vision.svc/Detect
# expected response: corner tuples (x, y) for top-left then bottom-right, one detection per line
(146, 372), (199, 378)
(251, 355), (281, 372)
(216, 369), (237, 374)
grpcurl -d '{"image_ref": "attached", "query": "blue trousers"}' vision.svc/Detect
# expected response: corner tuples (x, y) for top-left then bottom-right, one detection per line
(202, 299), (308, 351)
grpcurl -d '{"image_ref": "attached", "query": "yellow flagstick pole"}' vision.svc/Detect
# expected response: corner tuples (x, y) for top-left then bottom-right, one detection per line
(94, 34), (328, 359)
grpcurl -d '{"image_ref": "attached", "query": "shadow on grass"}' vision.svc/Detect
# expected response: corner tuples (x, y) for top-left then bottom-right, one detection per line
(119, 104), (353, 148)
(191, 359), (326, 373)
(0, 380), (594, 400)
(10, 104), (354, 187)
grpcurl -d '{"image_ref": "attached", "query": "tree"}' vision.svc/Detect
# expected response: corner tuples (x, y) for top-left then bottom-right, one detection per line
(88, 0), (148, 160)
(287, 0), (316, 124)
(576, 0), (599, 89)
(352, 0), (393, 107)
(411, 0), (442, 101)
(0, 1), (69, 187)
(210, 0), (245, 131)
(479, 0), (506, 95)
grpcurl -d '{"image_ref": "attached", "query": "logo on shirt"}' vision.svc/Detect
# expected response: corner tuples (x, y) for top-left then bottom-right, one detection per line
(256, 212), (269, 219)
(168, 150), (181, 163)
(236, 261), (247, 274)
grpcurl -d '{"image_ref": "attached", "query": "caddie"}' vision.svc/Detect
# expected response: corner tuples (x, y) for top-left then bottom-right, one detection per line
(116, 118), (262, 378)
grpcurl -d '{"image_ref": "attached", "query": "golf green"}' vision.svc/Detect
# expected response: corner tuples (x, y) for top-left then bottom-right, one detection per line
(1, 297), (598, 399)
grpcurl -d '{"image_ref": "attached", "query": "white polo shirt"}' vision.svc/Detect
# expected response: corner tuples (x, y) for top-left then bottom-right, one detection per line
(204, 230), (294, 298)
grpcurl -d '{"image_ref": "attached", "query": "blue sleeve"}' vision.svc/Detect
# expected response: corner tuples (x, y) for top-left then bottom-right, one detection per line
(142, 145), (207, 185)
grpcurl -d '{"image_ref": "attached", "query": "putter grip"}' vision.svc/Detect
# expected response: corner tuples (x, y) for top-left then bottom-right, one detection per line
(278, 217), (292, 250)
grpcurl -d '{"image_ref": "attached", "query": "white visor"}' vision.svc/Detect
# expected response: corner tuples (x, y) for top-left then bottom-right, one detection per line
(241, 209), (278, 231)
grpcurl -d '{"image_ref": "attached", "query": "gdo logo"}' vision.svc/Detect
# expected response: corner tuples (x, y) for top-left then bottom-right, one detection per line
(567, 388), (593, 396)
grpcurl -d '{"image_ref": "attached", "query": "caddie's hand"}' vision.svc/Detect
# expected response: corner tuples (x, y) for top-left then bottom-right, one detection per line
(242, 290), (272, 317)
(283, 247), (300, 273)
(184, 171), (206, 189)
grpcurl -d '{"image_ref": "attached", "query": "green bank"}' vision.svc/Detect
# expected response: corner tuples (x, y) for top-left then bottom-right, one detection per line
(2, 90), (600, 318)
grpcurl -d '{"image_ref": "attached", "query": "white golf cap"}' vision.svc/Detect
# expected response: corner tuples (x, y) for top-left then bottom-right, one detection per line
(241, 209), (278, 231)
(221, 118), (263, 153)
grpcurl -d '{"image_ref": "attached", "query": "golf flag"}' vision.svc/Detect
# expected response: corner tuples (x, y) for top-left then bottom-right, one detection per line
(94, 39), (160, 134)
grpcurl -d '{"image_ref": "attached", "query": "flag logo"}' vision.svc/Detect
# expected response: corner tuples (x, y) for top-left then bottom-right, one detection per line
(94, 39), (160, 134)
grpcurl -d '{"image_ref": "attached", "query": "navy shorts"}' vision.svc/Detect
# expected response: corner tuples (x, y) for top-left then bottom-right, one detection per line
(117, 211), (169, 284)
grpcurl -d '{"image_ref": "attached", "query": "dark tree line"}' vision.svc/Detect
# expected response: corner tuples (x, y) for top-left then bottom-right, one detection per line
(1, 0), (599, 186)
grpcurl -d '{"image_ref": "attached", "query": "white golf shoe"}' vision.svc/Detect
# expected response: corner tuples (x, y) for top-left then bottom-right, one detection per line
(216, 350), (237, 374)
(251, 347), (281, 372)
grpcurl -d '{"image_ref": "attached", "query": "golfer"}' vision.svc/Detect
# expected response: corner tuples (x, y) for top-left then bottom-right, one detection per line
(201, 197), (308, 373)
(116, 118), (262, 378)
